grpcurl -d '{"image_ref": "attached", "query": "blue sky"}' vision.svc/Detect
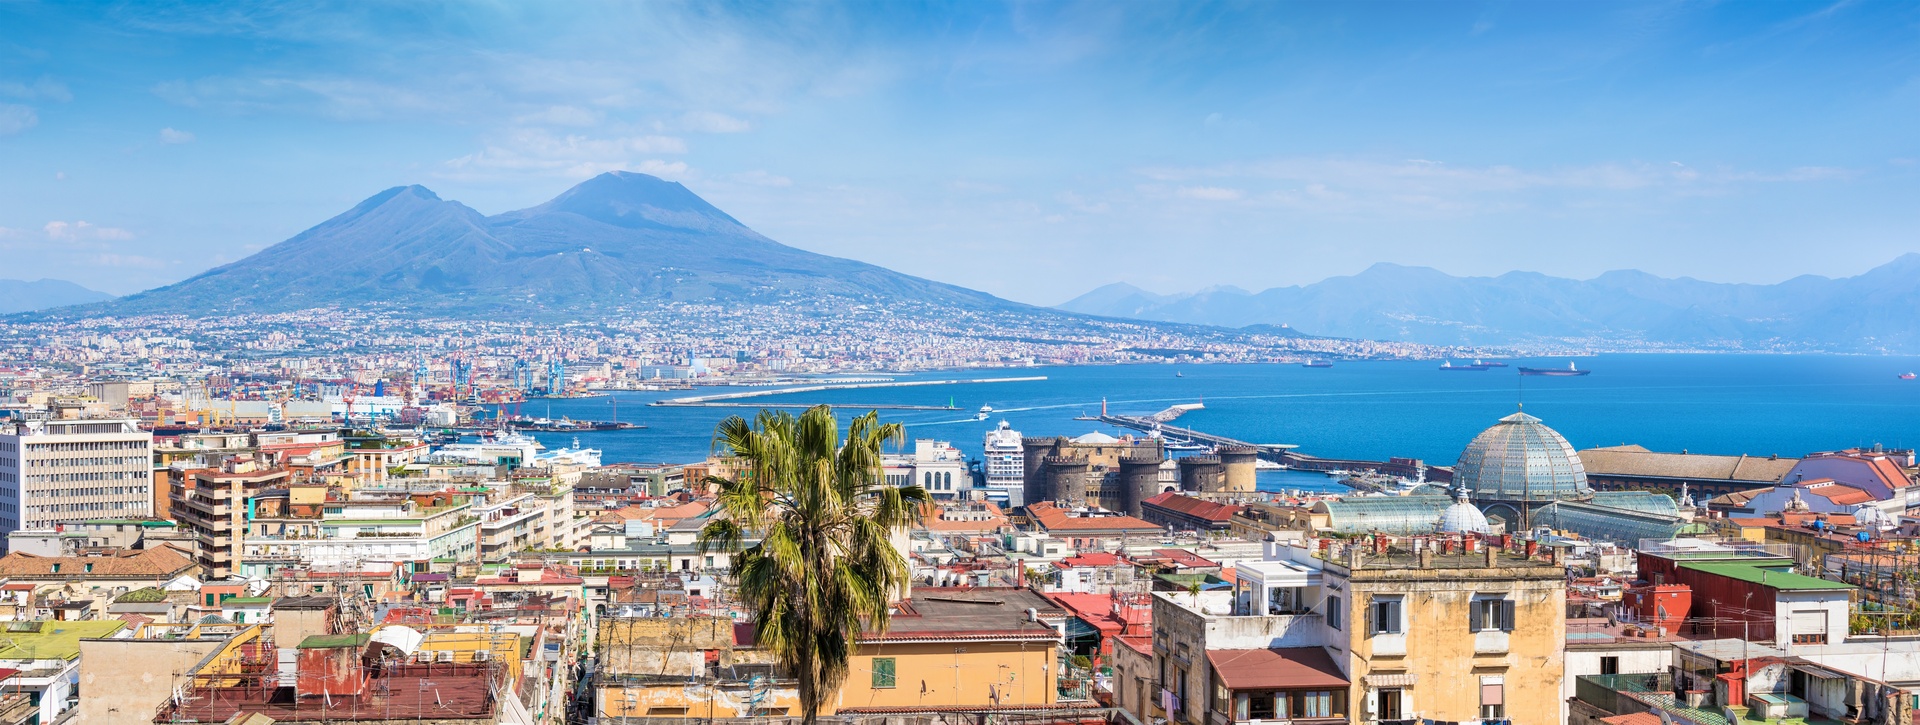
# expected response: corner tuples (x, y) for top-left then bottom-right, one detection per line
(1, 1), (1916, 301)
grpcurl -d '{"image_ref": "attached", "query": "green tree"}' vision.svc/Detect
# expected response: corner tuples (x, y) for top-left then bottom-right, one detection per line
(698, 406), (927, 725)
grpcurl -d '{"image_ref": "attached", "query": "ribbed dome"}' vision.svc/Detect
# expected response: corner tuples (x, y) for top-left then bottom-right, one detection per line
(1440, 500), (1491, 534)
(1454, 411), (1589, 502)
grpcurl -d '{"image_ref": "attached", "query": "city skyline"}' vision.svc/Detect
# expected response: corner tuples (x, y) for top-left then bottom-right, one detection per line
(2, 2), (1917, 300)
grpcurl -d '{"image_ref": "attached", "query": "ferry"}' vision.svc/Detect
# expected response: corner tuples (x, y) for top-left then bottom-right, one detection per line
(1302, 359), (1334, 368)
(1439, 360), (1490, 371)
(975, 404), (993, 421)
(1519, 361), (1592, 377)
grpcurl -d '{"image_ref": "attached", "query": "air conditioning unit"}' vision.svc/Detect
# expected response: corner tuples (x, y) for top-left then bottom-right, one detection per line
(436, 650), (455, 663)
(412, 651), (432, 664)
(472, 649), (491, 662)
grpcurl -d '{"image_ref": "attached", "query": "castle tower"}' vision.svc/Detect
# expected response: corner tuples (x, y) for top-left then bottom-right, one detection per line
(1218, 446), (1259, 493)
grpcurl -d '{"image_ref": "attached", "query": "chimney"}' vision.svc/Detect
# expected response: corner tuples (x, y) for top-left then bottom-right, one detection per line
(1484, 546), (1498, 568)
(1417, 546), (1434, 569)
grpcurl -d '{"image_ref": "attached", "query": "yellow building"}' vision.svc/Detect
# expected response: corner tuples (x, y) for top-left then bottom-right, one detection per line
(595, 589), (1066, 718)
(1329, 544), (1566, 725)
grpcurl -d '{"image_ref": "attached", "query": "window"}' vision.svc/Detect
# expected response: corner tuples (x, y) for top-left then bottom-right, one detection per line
(1470, 598), (1515, 632)
(1326, 595), (1341, 630)
(872, 657), (896, 688)
(1292, 691), (1333, 719)
(1600, 656), (1619, 676)
(1480, 677), (1505, 720)
(1378, 687), (1403, 720)
(1369, 596), (1401, 635)
(1246, 692), (1276, 720)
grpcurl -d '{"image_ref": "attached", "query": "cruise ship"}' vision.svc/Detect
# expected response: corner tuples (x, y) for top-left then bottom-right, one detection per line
(982, 420), (1024, 504)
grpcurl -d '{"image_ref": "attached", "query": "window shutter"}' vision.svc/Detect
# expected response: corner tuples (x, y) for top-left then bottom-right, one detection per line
(1500, 600), (1515, 631)
(1365, 598), (1376, 636)
(1469, 600), (1483, 632)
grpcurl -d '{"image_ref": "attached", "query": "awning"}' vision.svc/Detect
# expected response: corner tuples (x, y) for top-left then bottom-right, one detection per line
(1364, 673), (1418, 687)
(1205, 647), (1348, 690)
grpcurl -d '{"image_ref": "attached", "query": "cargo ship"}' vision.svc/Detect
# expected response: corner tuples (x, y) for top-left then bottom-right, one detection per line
(1518, 361), (1591, 377)
(1439, 360), (1490, 371)
(1477, 359), (1508, 367)
(1901, 372), (1916, 380)
(1302, 360), (1334, 368)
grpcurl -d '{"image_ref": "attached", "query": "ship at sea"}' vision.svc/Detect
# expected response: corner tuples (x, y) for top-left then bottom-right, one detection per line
(1439, 360), (1490, 371)
(1302, 359), (1334, 368)
(1901, 372), (1917, 380)
(1478, 360), (1509, 367)
(1518, 361), (1591, 377)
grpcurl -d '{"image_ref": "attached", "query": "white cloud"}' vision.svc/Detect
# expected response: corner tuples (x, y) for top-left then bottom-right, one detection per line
(0, 77), (72, 102)
(0, 105), (38, 136)
(676, 111), (751, 133)
(45, 221), (135, 241)
(515, 105), (603, 127)
(159, 127), (195, 144)
(443, 128), (689, 179)
(1176, 186), (1244, 202)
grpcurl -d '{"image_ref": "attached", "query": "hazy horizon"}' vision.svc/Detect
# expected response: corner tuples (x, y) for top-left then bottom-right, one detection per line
(2, 2), (1917, 301)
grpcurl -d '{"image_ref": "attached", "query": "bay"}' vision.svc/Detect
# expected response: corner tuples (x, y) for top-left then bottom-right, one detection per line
(487, 353), (1920, 492)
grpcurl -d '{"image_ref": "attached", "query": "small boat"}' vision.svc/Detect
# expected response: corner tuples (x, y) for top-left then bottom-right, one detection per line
(1175, 371), (1184, 377)
(979, 404), (994, 414)
(975, 411), (990, 421)
(1901, 373), (1917, 380)
(1440, 360), (1490, 371)
(1302, 360), (1333, 368)
(1519, 361), (1592, 377)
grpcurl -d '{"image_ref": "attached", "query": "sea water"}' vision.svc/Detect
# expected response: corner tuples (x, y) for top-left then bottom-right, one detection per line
(488, 353), (1920, 493)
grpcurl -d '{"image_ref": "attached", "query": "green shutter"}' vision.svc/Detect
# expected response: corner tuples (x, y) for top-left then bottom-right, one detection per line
(872, 657), (896, 688)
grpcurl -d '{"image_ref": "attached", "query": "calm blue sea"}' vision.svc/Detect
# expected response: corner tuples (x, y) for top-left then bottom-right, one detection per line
(488, 354), (1920, 494)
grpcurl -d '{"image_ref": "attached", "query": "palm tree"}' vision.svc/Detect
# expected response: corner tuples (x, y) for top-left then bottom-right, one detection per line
(698, 406), (928, 725)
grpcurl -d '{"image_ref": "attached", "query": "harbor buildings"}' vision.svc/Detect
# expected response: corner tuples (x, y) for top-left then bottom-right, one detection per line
(0, 418), (153, 543)
(883, 439), (971, 501)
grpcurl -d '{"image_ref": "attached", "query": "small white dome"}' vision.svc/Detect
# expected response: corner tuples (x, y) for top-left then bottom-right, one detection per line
(1440, 500), (1491, 534)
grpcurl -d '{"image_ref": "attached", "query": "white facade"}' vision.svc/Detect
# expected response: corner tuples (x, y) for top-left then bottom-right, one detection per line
(0, 418), (153, 539)
(983, 421), (1024, 505)
(884, 438), (974, 500)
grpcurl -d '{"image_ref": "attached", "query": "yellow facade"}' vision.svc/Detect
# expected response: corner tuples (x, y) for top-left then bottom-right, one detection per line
(836, 641), (1056, 712)
(598, 681), (804, 719)
(1335, 560), (1565, 725)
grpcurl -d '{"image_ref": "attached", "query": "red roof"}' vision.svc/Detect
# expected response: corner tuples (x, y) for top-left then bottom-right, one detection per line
(1150, 548), (1219, 568)
(1801, 482), (1874, 505)
(1206, 647), (1349, 690)
(1141, 492), (1241, 522)
(1024, 502), (1161, 534)
(1057, 552), (1128, 568)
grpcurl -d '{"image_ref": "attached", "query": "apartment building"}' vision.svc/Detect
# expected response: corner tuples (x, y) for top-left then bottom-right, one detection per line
(0, 418), (153, 543)
(168, 460), (291, 578)
(1146, 535), (1565, 725)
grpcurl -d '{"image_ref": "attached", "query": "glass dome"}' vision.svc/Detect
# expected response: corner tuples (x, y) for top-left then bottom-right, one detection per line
(1454, 411), (1590, 502)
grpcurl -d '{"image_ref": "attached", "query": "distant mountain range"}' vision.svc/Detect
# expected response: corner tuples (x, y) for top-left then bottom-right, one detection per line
(0, 279), (113, 314)
(90, 172), (1021, 316)
(1059, 255), (1920, 352)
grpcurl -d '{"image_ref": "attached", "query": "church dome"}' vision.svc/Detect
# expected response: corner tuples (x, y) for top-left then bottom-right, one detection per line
(1439, 499), (1492, 534)
(1454, 411), (1589, 502)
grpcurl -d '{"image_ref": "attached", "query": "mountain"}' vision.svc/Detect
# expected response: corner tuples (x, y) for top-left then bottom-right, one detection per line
(0, 279), (114, 313)
(1058, 255), (1920, 352)
(96, 172), (1017, 316)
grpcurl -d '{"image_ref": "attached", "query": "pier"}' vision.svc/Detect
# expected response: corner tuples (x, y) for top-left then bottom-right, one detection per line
(650, 376), (1047, 407)
(1094, 414), (1452, 483)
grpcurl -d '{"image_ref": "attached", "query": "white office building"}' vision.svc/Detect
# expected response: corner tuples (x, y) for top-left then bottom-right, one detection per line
(0, 418), (154, 540)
